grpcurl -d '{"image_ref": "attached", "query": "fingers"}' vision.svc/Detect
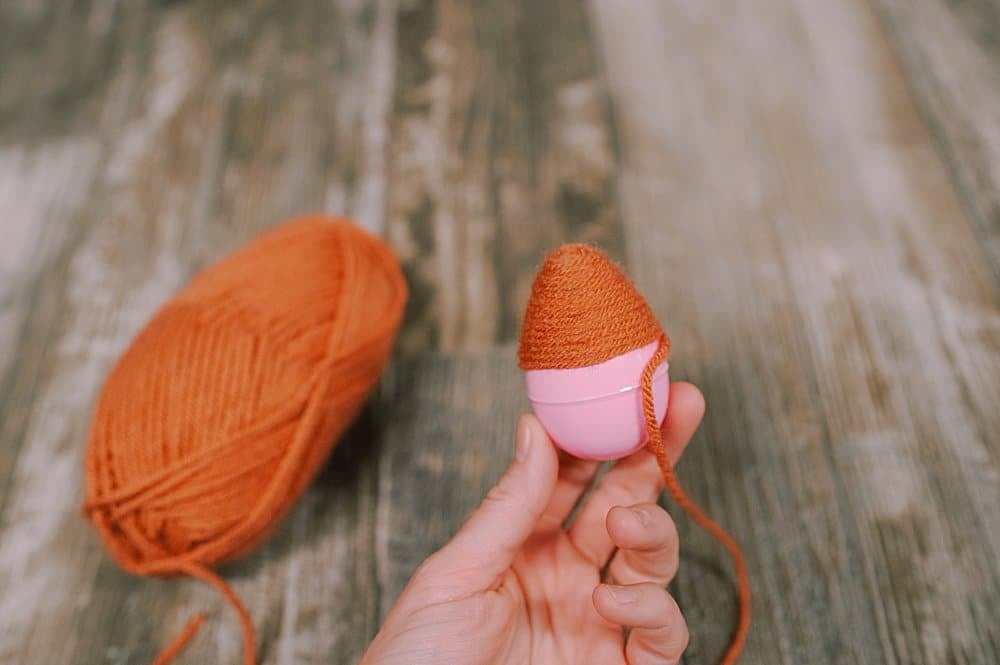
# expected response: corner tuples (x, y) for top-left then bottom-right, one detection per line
(568, 383), (705, 566)
(606, 503), (679, 586)
(421, 414), (559, 592)
(592, 583), (689, 665)
(567, 449), (662, 566)
(533, 451), (600, 533)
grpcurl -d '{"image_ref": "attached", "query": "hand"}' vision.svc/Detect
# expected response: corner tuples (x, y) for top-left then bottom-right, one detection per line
(360, 382), (706, 665)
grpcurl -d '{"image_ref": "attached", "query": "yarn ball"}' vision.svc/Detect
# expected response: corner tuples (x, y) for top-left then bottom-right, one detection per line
(82, 216), (406, 663)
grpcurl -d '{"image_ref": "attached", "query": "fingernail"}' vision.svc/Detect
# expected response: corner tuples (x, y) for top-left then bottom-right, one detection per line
(605, 585), (638, 604)
(630, 505), (652, 527)
(516, 417), (531, 462)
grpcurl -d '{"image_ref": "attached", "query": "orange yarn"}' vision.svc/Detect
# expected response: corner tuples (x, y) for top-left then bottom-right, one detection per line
(519, 244), (751, 664)
(519, 245), (663, 369)
(83, 216), (407, 664)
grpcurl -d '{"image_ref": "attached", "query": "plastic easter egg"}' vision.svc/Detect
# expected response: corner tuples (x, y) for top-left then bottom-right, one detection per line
(524, 341), (669, 460)
(518, 248), (751, 663)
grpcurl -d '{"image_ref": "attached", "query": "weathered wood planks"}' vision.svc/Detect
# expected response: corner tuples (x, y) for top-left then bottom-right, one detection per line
(870, 0), (1000, 277)
(591, 0), (1000, 662)
(0, 0), (997, 663)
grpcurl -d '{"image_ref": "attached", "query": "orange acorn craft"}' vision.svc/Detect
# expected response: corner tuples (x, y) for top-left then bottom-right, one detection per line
(519, 244), (751, 664)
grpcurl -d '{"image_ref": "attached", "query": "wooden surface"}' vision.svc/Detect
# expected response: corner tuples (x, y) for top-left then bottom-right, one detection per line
(0, 1), (997, 663)
(871, 0), (1000, 275)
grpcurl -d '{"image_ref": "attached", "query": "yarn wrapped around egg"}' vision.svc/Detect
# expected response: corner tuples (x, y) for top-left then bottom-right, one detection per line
(519, 244), (751, 665)
(82, 216), (407, 665)
(519, 244), (671, 460)
(519, 244), (665, 370)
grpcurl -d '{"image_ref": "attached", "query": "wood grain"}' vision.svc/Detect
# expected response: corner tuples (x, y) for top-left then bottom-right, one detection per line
(373, 348), (523, 614)
(0, 0), (998, 664)
(591, 0), (1000, 663)
(0, 1), (398, 662)
(386, 0), (623, 353)
(869, 0), (1000, 277)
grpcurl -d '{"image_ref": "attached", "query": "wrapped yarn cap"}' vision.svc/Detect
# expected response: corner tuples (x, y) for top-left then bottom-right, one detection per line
(83, 216), (407, 664)
(518, 244), (666, 370)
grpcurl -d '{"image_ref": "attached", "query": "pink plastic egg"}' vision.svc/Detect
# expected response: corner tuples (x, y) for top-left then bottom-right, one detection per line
(524, 341), (669, 460)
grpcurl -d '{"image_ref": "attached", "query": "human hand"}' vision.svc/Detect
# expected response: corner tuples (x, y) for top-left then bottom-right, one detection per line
(360, 382), (706, 665)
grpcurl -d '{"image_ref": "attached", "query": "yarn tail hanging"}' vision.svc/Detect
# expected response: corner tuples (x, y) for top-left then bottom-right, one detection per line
(145, 561), (255, 665)
(640, 334), (751, 664)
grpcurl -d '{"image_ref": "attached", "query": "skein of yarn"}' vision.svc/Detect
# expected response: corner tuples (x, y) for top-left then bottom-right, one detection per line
(82, 216), (407, 665)
(519, 245), (751, 664)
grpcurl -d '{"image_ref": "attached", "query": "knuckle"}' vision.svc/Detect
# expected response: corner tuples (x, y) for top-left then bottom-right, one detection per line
(666, 595), (689, 655)
(659, 515), (680, 580)
(678, 621), (690, 653)
(622, 529), (679, 583)
(625, 458), (664, 499)
(656, 552), (679, 585)
(637, 503), (675, 535)
(658, 507), (679, 549)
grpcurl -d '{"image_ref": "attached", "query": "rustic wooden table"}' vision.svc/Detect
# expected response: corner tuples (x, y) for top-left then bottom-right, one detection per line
(1, 1), (998, 663)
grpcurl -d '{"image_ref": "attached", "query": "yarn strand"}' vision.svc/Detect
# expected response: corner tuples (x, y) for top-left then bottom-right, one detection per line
(152, 614), (204, 665)
(640, 334), (751, 664)
(143, 559), (256, 665)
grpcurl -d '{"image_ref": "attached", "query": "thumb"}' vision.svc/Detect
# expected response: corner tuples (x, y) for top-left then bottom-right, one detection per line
(423, 414), (558, 591)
